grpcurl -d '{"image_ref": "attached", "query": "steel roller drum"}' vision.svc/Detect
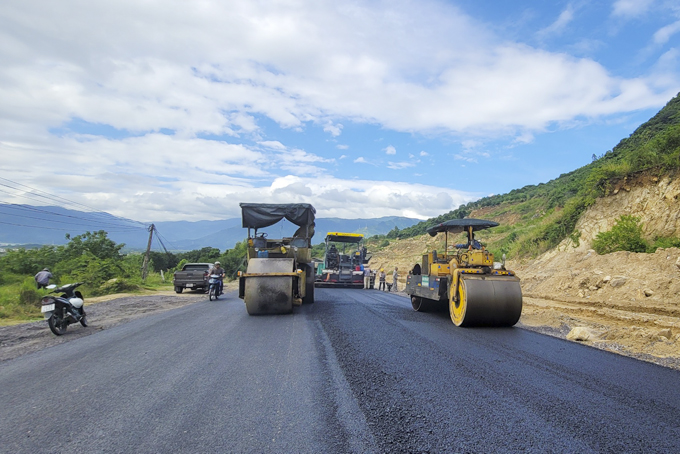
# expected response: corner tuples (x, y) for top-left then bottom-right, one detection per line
(452, 275), (522, 327)
(244, 258), (295, 315)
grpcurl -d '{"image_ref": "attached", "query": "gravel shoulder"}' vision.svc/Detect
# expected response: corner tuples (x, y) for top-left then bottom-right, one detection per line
(0, 283), (237, 363)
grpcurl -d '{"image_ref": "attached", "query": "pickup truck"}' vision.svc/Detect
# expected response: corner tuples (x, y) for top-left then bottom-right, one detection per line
(173, 263), (212, 293)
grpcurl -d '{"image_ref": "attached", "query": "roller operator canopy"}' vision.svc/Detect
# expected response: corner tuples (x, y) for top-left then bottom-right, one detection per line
(240, 203), (316, 229)
(426, 219), (499, 236)
(325, 232), (364, 243)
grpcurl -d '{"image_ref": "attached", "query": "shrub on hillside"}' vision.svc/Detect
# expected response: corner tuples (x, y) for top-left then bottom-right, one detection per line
(650, 236), (680, 250)
(96, 278), (140, 296)
(592, 215), (648, 255)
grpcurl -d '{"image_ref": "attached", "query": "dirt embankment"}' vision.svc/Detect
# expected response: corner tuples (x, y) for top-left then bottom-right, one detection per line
(513, 248), (680, 369)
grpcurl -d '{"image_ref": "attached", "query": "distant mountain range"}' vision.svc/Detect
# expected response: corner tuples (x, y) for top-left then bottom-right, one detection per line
(0, 204), (420, 251)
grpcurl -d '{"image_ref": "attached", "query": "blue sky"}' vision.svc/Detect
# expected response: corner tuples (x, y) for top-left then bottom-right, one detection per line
(1, 0), (679, 222)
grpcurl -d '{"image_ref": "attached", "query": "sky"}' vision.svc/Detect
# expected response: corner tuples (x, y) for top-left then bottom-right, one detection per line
(1, 0), (679, 223)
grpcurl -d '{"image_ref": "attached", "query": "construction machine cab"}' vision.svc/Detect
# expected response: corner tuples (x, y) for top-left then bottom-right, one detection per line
(423, 219), (498, 274)
(240, 203), (316, 262)
(315, 232), (370, 288)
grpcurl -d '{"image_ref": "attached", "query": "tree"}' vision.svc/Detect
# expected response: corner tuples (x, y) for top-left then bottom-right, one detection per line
(386, 226), (400, 239)
(62, 230), (124, 261)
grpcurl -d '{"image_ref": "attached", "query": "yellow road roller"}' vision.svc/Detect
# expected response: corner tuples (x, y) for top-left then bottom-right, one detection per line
(404, 219), (522, 327)
(238, 203), (316, 315)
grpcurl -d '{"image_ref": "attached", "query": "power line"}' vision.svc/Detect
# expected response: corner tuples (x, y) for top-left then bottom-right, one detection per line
(0, 176), (152, 236)
(153, 227), (179, 251)
(0, 220), (82, 231)
(154, 228), (172, 255)
(0, 177), (148, 228)
(0, 206), (144, 231)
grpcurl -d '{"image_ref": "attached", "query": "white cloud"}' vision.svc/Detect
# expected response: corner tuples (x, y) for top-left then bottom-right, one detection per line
(323, 121), (343, 137)
(266, 177), (478, 219)
(354, 157), (367, 163)
(453, 147), (490, 163)
(536, 5), (576, 39)
(419, 151), (428, 156)
(454, 154), (478, 163)
(612, 0), (655, 18)
(337, 144), (349, 150)
(258, 140), (287, 150)
(514, 132), (535, 144)
(1, 131), (479, 221)
(654, 20), (680, 45)
(384, 145), (396, 155)
(387, 161), (415, 170)
(1, 0), (672, 143)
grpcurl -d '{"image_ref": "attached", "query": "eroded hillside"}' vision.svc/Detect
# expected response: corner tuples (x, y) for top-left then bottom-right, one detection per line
(553, 173), (680, 253)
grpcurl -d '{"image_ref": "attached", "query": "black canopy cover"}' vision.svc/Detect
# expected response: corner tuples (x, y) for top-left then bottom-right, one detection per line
(240, 203), (316, 230)
(426, 219), (499, 236)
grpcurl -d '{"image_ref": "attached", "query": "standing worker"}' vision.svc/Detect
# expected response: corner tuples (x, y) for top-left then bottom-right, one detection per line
(378, 268), (386, 291)
(392, 267), (398, 292)
(34, 268), (53, 289)
(364, 266), (371, 289)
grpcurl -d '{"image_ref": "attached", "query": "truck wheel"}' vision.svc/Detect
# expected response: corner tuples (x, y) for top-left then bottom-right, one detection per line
(411, 296), (430, 312)
(175, 286), (183, 294)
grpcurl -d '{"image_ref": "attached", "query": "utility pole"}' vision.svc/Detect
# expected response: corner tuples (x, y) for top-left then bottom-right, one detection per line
(142, 224), (154, 281)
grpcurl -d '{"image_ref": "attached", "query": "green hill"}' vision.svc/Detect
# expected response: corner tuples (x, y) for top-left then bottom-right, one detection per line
(378, 92), (680, 258)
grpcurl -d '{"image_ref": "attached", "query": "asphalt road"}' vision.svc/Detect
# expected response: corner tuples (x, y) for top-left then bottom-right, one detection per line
(2, 288), (680, 453)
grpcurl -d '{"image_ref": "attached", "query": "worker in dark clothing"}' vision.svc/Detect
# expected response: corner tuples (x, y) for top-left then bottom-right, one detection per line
(456, 233), (482, 250)
(34, 268), (53, 289)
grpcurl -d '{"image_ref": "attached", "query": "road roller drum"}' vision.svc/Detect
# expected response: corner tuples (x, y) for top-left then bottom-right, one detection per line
(450, 275), (522, 327)
(244, 258), (296, 315)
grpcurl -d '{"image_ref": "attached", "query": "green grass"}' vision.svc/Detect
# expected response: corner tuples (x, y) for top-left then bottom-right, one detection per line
(0, 271), (176, 325)
(0, 277), (47, 324)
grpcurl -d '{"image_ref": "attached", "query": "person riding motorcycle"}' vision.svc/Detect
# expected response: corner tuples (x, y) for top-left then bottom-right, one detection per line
(208, 261), (225, 295)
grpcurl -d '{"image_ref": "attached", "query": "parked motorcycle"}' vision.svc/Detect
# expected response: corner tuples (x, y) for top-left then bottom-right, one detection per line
(208, 275), (222, 301)
(40, 282), (88, 335)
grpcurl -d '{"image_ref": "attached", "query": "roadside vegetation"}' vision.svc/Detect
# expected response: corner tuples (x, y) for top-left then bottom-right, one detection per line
(591, 215), (680, 255)
(0, 231), (248, 324)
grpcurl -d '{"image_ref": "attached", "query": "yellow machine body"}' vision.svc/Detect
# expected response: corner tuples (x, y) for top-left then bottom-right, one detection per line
(405, 219), (523, 327)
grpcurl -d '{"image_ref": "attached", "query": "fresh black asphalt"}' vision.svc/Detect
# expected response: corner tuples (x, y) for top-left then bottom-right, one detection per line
(1, 288), (680, 453)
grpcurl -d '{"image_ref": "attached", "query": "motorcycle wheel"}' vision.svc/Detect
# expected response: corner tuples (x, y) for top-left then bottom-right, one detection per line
(209, 286), (216, 301)
(48, 315), (67, 336)
(80, 316), (88, 327)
